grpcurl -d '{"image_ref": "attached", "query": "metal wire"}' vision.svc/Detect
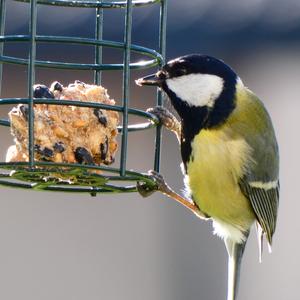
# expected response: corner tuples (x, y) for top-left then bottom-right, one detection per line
(0, 35), (162, 69)
(0, 0), (6, 95)
(94, 0), (103, 85)
(28, 0), (37, 167)
(0, 0), (167, 194)
(154, 0), (167, 172)
(16, 0), (161, 8)
(120, 0), (132, 176)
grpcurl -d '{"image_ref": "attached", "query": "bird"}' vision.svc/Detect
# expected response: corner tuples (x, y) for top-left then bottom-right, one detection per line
(136, 54), (279, 300)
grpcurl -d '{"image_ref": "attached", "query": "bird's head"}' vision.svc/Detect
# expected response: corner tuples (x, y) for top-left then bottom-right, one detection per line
(136, 54), (238, 127)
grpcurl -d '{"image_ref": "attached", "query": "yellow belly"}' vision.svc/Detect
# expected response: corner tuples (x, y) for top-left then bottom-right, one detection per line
(186, 128), (255, 232)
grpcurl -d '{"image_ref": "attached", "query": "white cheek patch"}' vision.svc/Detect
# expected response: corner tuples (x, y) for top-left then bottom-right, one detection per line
(166, 73), (224, 108)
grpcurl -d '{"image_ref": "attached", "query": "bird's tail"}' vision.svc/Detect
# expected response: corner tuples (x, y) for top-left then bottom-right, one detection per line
(225, 235), (249, 300)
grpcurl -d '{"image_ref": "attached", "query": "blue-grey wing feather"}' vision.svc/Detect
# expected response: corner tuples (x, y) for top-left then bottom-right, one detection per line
(238, 95), (279, 245)
(239, 180), (279, 244)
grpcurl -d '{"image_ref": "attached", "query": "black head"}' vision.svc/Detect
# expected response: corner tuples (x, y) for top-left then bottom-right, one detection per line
(162, 54), (236, 80)
(137, 54), (237, 83)
(136, 54), (238, 127)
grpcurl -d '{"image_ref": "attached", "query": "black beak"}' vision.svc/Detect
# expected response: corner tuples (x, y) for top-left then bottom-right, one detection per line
(135, 73), (161, 87)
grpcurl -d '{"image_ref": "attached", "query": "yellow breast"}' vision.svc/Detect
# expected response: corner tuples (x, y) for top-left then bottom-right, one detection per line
(186, 125), (255, 231)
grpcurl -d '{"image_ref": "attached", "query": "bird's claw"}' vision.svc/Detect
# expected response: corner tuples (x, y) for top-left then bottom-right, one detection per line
(147, 107), (180, 133)
(137, 170), (170, 198)
(147, 170), (170, 192)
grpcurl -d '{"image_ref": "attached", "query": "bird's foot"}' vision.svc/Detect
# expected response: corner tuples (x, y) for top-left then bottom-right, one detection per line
(147, 170), (172, 194)
(138, 170), (208, 219)
(136, 170), (169, 198)
(147, 106), (181, 138)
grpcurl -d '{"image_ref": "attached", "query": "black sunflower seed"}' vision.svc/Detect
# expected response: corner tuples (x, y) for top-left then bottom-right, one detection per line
(42, 147), (54, 158)
(53, 142), (65, 153)
(19, 105), (28, 121)
(33, 84), (54, 99)
(52, 81), (63, 92)
(34, 145), (54, 158)
(93, 108), (107, 127)
(34, 144), (41, 153)
(100, 137), (108, 161)
(74, 147), (94, 165)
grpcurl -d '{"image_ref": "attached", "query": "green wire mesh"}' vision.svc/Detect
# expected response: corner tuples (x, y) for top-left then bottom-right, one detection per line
(0, 0), (167, 194)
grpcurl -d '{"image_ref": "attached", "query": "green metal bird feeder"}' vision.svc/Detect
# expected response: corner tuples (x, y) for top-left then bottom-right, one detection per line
(0, 0), (167, 195)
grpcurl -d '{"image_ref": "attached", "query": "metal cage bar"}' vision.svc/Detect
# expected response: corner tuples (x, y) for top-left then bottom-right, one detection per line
(120, 0), (133, 176)
(0, 35), (162, 70)
(0, 0), (167, 194)
(94, 0), (103, 85)
(16, 0), (161, 8)
(0, 0), (6, 95)
(154, 0), (167, 172)
(28, 0), (38, 167)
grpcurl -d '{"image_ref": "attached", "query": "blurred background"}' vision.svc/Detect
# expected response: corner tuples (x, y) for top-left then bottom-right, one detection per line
(0, 0), (299, 299)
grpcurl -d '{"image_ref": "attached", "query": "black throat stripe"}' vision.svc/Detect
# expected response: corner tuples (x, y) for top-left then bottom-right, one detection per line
(162, 79), (236, 173)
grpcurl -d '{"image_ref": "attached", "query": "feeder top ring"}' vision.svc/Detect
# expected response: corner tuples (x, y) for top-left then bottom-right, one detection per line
(16, 0), (162, 9)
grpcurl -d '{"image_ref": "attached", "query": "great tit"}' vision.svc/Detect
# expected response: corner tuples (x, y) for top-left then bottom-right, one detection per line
(136, 54), (279, 300)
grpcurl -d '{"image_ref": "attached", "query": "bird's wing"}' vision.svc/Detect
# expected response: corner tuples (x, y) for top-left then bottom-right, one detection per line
(237, 89), (279, 251)
(239, 179), (279, 246)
